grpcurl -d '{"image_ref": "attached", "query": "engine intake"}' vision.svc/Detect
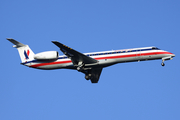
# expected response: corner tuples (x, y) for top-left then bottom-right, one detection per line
(34, 51), (59, 60)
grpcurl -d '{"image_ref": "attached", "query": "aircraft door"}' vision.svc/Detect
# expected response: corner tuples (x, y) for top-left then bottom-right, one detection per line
(136, 49), (141, 59)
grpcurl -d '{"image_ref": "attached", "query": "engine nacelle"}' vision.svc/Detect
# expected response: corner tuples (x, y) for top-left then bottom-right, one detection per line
(34, 51), (59, 60)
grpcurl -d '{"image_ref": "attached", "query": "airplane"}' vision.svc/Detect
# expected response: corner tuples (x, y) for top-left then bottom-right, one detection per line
(7, 38), (175, 83)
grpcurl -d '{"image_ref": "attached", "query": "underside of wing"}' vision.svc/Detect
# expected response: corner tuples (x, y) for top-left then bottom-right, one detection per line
(52, 41), (102, 83)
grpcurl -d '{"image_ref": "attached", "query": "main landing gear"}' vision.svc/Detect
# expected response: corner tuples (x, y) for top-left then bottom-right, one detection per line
(85, 69), (93, 80)
(77, 62), (85, 72)
(85, 74), (92, 80)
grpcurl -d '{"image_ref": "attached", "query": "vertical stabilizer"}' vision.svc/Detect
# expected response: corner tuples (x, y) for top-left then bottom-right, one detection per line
(7, 38), (35, 63)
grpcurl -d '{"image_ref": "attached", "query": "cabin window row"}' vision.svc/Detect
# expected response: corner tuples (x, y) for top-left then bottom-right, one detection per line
(85, 48), (158, 57)
(58, 47), (159, 59)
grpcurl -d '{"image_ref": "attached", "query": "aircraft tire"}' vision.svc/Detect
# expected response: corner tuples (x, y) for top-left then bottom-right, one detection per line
(85, 75), (90, 80)
(161, 62), (165, 66)
(85, 74), (92, 80)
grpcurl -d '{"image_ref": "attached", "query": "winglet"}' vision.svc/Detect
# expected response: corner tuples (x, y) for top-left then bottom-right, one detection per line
(6, 38), (26, 48)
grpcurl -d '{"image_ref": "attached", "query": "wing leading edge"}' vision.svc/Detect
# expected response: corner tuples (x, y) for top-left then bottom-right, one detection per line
(52, 41), (98, 65)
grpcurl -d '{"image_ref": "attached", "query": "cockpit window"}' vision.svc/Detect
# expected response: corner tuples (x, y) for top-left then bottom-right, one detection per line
(152, 47), (160, 50)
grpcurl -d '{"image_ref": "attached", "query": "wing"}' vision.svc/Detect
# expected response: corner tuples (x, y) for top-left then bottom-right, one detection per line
(90, 68), (103, 83)
(52, 41), (98, 65)
(52, 41), (102, 83)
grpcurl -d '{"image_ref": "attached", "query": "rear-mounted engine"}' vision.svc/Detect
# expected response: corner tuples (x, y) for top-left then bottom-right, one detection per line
(34, 51), (59, 60)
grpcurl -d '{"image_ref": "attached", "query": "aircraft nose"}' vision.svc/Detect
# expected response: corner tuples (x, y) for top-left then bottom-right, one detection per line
(172, 54), (175, 57)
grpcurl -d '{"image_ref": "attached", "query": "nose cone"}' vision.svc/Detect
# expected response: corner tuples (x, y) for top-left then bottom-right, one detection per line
(167, 51), (175, 57)
(172, 54), (175, 57)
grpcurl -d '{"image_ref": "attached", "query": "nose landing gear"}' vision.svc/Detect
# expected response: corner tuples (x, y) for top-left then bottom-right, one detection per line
(161, 56), (174, 67)
(161, 62), (165, 66)
(161, 59), (165, 66)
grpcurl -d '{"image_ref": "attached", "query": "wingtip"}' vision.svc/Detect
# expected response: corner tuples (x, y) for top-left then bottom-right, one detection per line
(51, 41), (58, 43)
(6, 38), (14, 40)
(51, 41), (64, 47)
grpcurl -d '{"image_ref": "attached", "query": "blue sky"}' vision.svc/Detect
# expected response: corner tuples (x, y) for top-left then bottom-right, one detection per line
(1, 0), (180, 120)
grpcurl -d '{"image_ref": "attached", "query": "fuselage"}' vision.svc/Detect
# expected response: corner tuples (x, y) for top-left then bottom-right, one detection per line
(22, 46), (175, 70)
(7, 38), (175, 83)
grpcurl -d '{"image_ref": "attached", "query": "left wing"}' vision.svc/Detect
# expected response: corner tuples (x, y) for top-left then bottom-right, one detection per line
(52, 41), (98, 65)
(52, 41), (103, 83)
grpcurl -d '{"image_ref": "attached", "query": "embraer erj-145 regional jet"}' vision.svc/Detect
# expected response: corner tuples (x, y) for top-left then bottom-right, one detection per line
(7, 38), (175, 83)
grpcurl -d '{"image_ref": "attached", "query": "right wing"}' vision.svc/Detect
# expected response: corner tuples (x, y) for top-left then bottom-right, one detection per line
(90, 68), (103, 83)
(52, 41), (103, 83)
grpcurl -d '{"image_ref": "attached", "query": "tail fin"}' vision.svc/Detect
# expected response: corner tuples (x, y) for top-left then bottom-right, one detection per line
(7, 38), (35, 63)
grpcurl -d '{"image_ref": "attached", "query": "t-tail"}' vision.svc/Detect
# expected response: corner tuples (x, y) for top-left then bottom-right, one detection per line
(7, 38), (35, 63)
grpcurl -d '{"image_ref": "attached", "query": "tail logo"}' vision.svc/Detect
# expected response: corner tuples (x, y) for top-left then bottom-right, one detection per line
(24, 50), (30, 60)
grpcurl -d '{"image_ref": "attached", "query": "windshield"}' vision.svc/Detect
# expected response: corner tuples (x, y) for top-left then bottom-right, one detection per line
(152, 47), (160, 50)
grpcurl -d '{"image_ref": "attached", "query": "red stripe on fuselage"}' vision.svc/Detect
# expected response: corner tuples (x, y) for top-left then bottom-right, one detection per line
(30, 60), (72, 68)
(29, 51), (173, 68)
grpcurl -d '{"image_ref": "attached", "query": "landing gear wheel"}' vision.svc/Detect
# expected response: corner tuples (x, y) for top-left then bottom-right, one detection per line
(161, 62), (165, 66)
(85, 76), (90, 80)
(85, 74), (91, 80)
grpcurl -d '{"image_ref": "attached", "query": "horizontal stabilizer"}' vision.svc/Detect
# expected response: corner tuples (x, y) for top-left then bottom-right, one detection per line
(6, 38), (26, 48)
